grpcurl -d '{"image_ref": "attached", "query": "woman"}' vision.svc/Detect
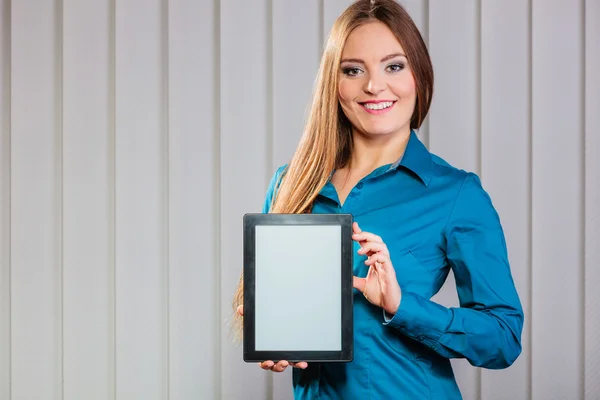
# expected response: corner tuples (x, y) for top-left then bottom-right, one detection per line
(233, 0), (524, 398)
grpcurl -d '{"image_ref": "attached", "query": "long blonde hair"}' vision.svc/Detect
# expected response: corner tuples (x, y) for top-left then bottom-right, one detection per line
(231, 0), (433, 339)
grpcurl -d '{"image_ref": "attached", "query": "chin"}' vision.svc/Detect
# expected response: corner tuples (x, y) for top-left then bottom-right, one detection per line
(363, 126), (405, 137)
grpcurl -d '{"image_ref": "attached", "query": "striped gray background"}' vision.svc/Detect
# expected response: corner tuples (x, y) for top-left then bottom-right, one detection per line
(0, 0), (598, 399)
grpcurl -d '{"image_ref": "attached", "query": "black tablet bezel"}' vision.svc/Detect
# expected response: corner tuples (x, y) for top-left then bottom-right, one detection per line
(242, 213), (354, 363)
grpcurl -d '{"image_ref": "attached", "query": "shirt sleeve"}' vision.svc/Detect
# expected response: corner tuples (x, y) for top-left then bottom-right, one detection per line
(383, 172), (524, 369)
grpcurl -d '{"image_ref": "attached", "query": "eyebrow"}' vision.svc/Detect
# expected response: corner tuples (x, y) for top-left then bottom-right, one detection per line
(340, 53), (407, 64)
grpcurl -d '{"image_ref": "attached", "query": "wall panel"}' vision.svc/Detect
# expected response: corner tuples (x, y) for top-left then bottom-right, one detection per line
(272, 0), (321, 171)
(63, 0), (113, 399)
(168, 0), (219, 398)
(428, 1), (480, 399)
(219, 1), (271, 399)
(584, 0), (600, 398)
(10, 1), (63, 399)
(531, 0), (584, 399)
(115, 1), (168, 398)
(0, 0), (9, 398)
(480, 1), (530, 399)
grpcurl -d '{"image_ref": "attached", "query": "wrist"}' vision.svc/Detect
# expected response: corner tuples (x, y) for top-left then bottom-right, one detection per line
(384, 294), (401, 315)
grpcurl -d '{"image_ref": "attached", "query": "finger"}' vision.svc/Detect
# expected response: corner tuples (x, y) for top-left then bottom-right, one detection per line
(353, 222), (367, 251)
(271, 360), (289, 372)
(364, 253), (388, 265)
(365, 253), (390, 268)
(236, 305), (244, 316)
(357, 241), (389, 257)
(290, 361), (308, 369)
(367, 263), (379, 277)
(353, 276), (366, 292)
(260, 360), (274, 370)
(352, 231), (383, 244)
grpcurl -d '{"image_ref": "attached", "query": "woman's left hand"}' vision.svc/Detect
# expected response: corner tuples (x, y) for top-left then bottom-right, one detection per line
(352, 222), (401, 315)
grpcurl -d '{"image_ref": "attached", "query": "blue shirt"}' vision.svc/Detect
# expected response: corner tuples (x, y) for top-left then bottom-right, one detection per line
(262, 131), (524, 399)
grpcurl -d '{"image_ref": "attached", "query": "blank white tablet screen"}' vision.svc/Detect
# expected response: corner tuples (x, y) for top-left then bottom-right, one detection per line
(255, 225), (341, 351)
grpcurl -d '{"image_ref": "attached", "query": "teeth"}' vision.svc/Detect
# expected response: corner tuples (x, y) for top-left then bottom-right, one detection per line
(363, 101), (393, 110)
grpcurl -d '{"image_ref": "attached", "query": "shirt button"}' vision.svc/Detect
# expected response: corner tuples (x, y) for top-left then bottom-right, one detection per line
(356, 182), (364, 189)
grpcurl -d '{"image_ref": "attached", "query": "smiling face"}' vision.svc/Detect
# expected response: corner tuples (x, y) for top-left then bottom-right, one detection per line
(338, 21), (417, 139)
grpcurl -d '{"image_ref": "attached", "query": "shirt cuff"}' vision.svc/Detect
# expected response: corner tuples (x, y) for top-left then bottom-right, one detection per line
(383, 309), (393, 323)
(382, 292), (452, 345)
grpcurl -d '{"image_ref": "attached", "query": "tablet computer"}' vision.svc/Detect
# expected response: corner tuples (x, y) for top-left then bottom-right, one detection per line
(242, 213), (354, 363)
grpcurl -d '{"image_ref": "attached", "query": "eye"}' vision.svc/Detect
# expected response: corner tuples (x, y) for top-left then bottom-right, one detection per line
(342, 67), (362, 77)
(386, 63), (405, 73)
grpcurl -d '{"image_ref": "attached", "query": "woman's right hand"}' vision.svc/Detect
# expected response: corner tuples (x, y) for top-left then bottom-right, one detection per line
(236, 305), (308, 372)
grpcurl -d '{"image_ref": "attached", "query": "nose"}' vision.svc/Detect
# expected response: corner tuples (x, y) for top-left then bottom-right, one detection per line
(364, 72), (386, 95)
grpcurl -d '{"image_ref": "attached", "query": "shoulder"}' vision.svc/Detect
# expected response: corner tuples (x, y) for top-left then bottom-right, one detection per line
(262, 164), (289, 213)
(275, 164), (288, 177)
(269, 164), (289, 186)
(426, 154), (500, 228)
(426, 152), (490, 205)
(265, 164), (289, 196)
(428, 152), (472, 187)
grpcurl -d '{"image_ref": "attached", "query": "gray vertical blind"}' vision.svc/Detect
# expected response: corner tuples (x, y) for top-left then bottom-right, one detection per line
(0, 0), (598, 399)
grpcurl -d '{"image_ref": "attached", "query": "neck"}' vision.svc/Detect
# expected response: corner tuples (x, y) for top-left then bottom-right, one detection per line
(347, 127), (411, 172)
